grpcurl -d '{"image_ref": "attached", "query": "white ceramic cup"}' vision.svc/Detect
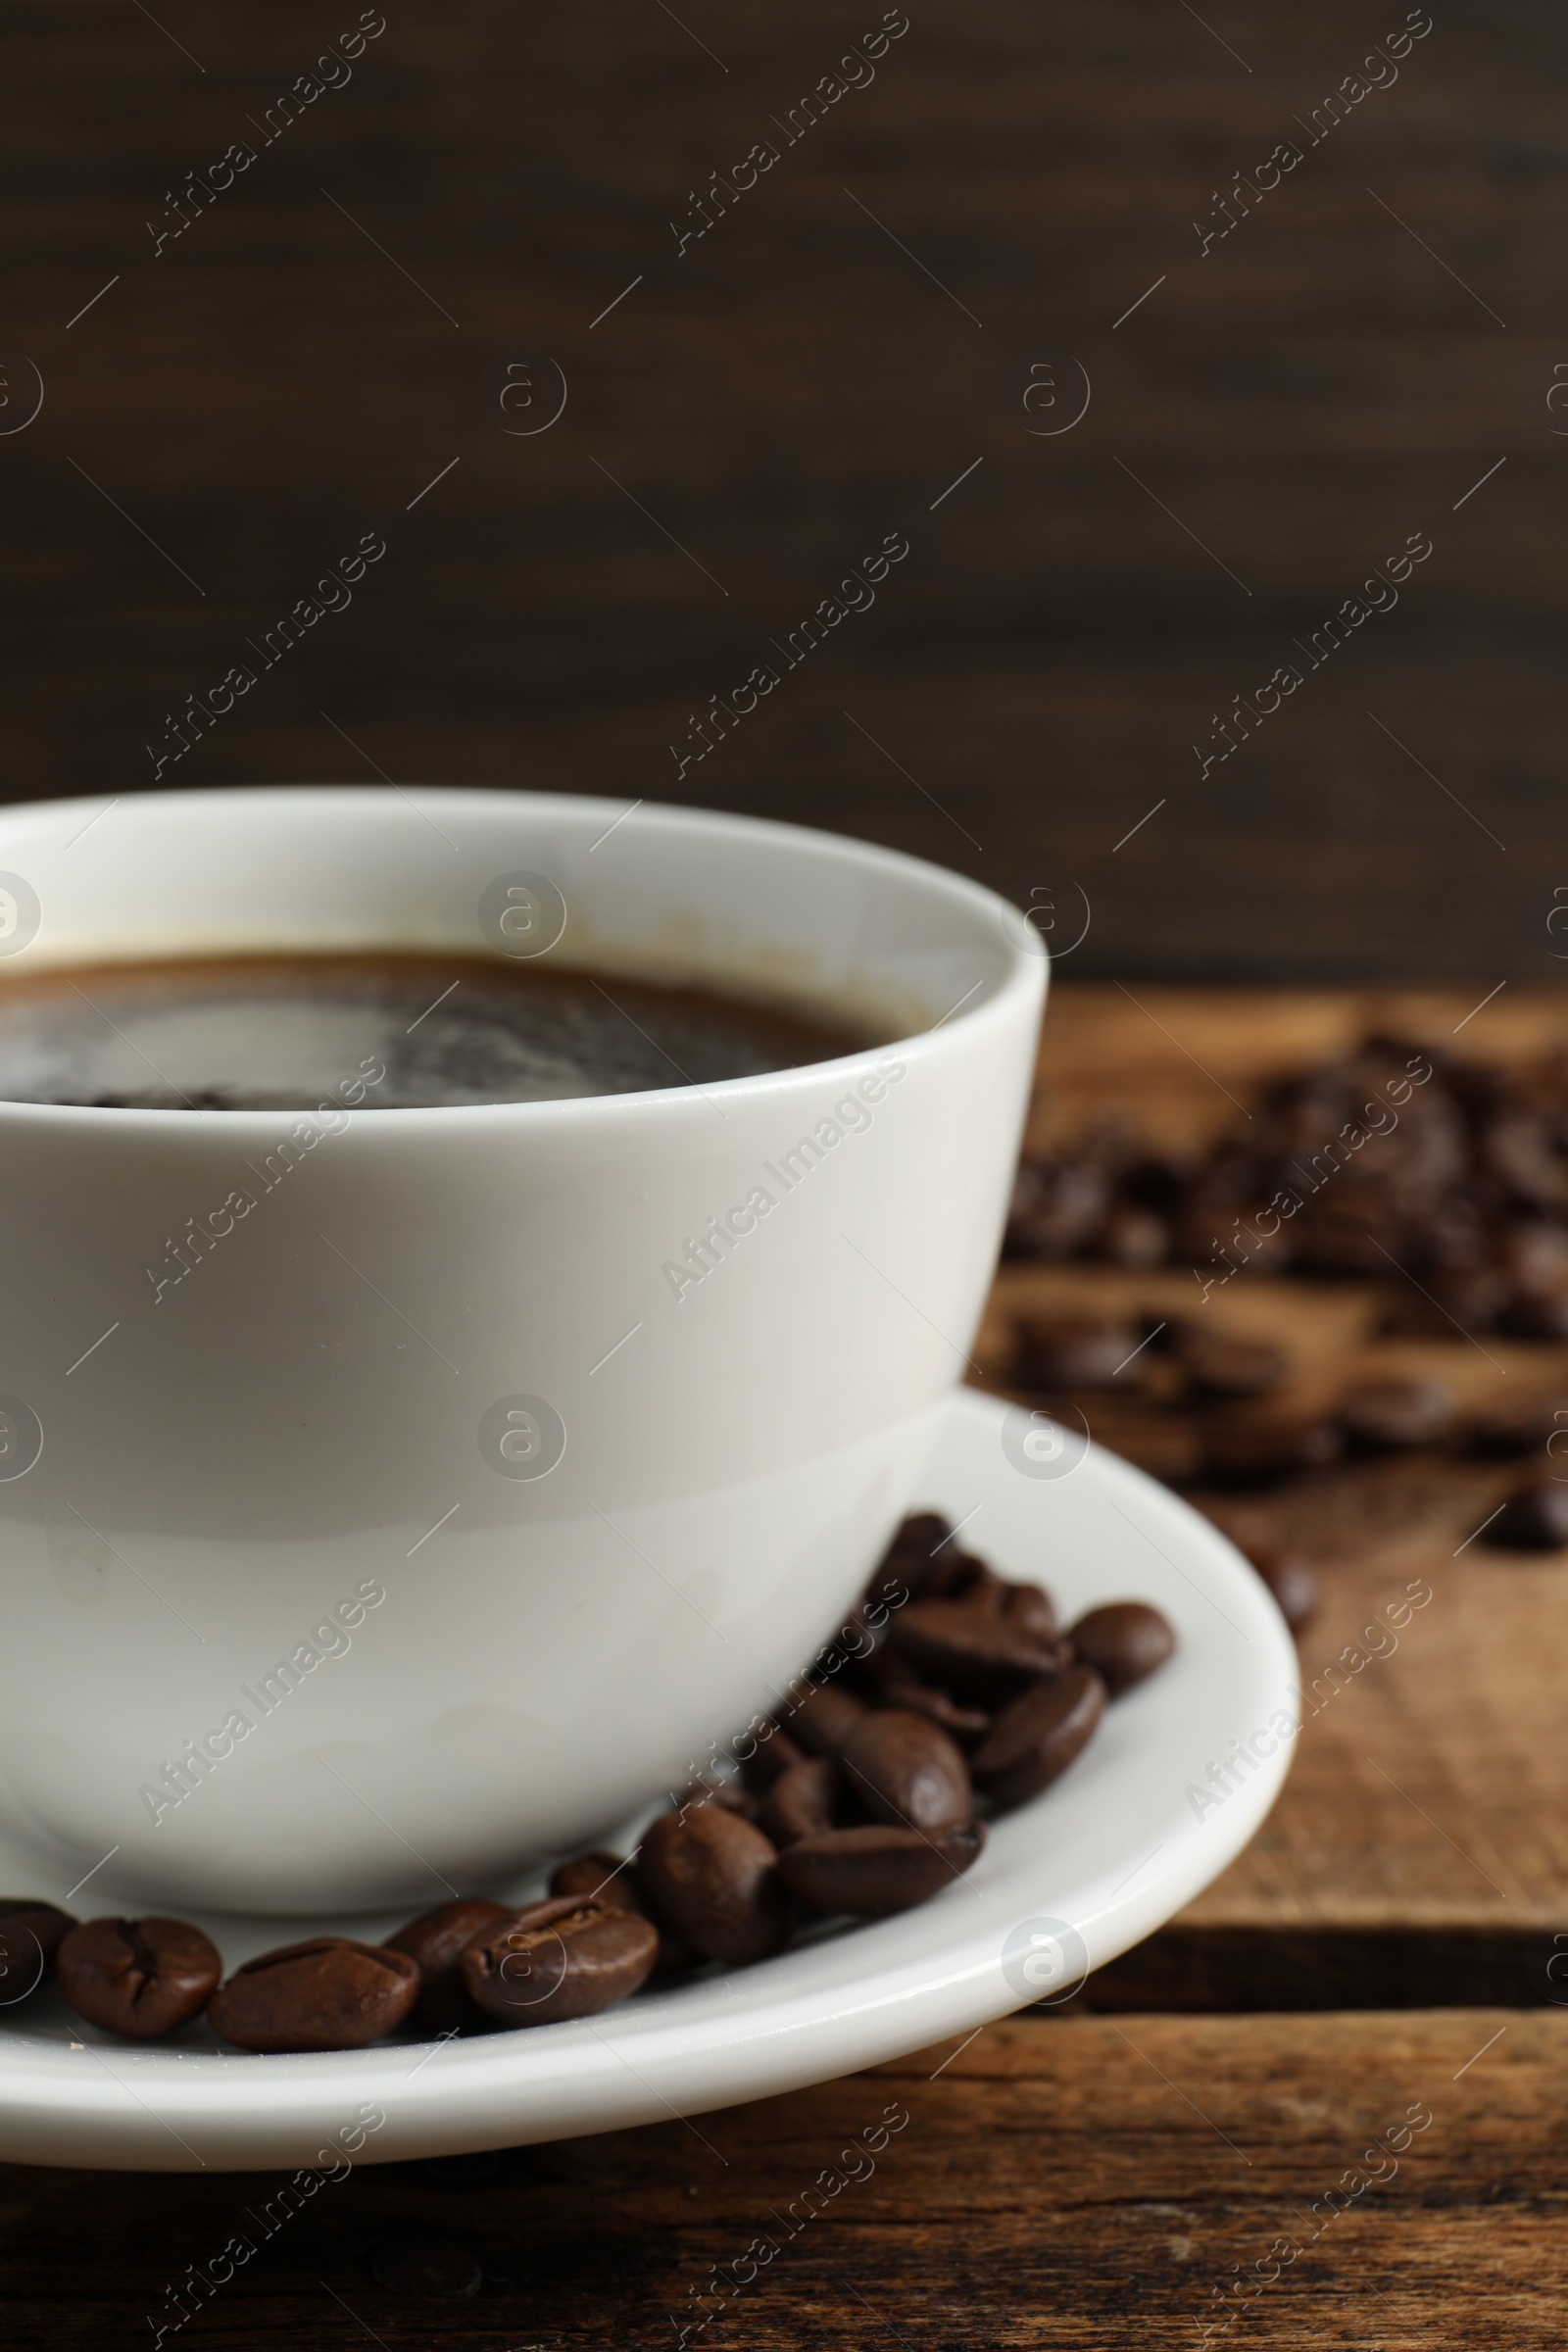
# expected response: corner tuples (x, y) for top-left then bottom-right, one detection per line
(0, 787), (1045, 1911)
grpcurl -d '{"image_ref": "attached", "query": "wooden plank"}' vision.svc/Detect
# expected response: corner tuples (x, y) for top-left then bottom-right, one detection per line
(971, 983), (1568, 1965)
(1, 2012), (1559, 2347)
(1025, 983), (1568, 1152)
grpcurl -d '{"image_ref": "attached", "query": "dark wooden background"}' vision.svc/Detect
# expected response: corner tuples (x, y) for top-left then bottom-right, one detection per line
(3, 0), (1559, 981)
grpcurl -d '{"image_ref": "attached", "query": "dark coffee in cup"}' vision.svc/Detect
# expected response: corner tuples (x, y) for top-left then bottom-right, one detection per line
(0, 955), (878, 1110)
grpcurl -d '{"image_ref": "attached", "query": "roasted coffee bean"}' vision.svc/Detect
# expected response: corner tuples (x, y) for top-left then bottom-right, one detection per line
(386, 1898), (516, 2035)
(879, 1511), (953, 1590)
(1005, 1149), (1115, 1258)
(674, 1778), (760, 1822)
(944, 1555), (1008, 1612)
(1486, 1478), (1568, 1552)
(1340, 1378), (1457, 1450)
(461, 1898), (659, 2027)
(738, 1722), (806, 1795)
(1470, 1393), (1568, 1456)
(864, 1523), (938, 1608)
(873, 1675), (992, 1748)
(840, 1708), (972, 1832)
(550, 1852), (641, 1906)
(1495, 1219), (1568, 1296)
(550, 1854), (696, 1977)
(369, 2235), (483, 2298)
(890, 1598), (1064, 1704)
(1002, 1581), (1058, 1643)
(1067, 1602), (1175, 1695)
(1481, 1113), (1568, 1208)
(1098, 1202), (1169, 1268)
(1168, 1320), (1291, 1398)
(208, 1936), (419, 2053)
(785, 1684), (866, 1758)
(758, 1757), (840, 1847)
(638, 1807), (790, 1965)
(835, 1599), (895, 1666)
(0, 1899), (74, 1998)
(778, 1823), (986, 1917)
(1014, 1313), (1143, 1391)
(56, 1916), (220, 2038)
(970, 1665), (1106, 1808)
(1247, 1548), (1319, 1633)
(1202, 1416), (1344, 1484)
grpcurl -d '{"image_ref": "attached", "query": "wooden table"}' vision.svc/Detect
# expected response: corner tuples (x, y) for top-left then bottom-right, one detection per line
(8, 983), (1568, 2348)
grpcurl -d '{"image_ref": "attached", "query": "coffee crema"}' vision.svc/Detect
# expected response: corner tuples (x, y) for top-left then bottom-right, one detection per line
(0, 955), (879, 1110)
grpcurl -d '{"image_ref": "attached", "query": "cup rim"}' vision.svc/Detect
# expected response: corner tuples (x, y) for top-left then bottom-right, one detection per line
(0, 786), (1048, 1129)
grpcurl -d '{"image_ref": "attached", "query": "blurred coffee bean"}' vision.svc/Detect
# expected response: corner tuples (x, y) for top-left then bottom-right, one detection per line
(461, 1898), (658, 2027)
(866, 1512), (956, 1606)
(890, 1598), (1065, 1703)
(1168, 1320), (1292, 1398)
(873, 1673), (992, 1749)
(1202, 1416), (1344, 1484)
(1002, 1582), (1058, 1643)
(786, 1684), (866, 1758)
(386, 1898), (515, 2035)
(758, 1757), (840, 1847)
(1495, 1220), (1568, 1296)
(970, 1665), (1106, 1807)
(836, 1600), (895, 1664)
(56, 1916), (220, 2038)
(1005, 1151), (1114, 1257)
(1469, 1394), (1568, 1455)
(882, 1511), (952, 1577)
(1421, 1265), (1512, 1332)
(1098, 1203), (1170, 1267)
(1499, 1285), (1568, 1340)
(638, 1808), (790, 1965)
(369, 2236), (483, 2298)
(208, 1936), (419, 2052)
(1486, 1479), (1568, 1552)
(1481, 1112), (1568, 1208)
(1014, 1313), (1142, 1391)
(1067, 1603), (1175, 1695)
(945, 1555), (1008, 1612)
(0, 1899), (74, 1996)
(1341, 1378), (1457, 1449)
(1246, 1548), (1319, 1633)
(840, 1709), (972, 1833)
(738, 1721), (805, 1795)
(674, 1778), (760, 1821)
(778, 1823), (986, 1916)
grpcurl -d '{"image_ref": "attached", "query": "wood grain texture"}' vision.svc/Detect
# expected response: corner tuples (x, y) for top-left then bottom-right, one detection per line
(0, 2012), (1558, 2348)
(0, 1), (1556, 979)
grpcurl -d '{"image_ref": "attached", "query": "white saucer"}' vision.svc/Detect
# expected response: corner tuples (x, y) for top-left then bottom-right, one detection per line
(0, 1389), (1298, 2171)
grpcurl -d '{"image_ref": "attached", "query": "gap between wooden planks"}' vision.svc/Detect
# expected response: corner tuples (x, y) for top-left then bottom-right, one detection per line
(2, 2013), (1553, 2350)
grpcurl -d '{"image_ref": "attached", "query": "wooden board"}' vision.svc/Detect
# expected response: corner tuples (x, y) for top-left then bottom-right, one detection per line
(974, 984), (1568, 1987)
(1, 1), (1560, 984)
(4, 2011), (1560, 2348)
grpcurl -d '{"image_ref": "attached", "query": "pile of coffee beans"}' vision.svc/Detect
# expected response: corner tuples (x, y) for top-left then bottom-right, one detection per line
(1009, 1291), (1568, 1552)
(0, 1516), (1175, 2051)
(530, 1511), (1172, 1975)
(1006, 1035), (1568, 1337)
